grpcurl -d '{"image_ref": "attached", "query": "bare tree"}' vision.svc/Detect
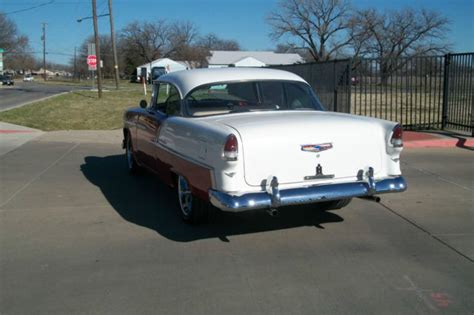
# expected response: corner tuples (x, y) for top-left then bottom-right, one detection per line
(274, 43), (312, 61)
(267, 0), (351, 61)
(350, 8), (450, 82)
(197, 33), (240, 51)
(0, 12), (33, 71)
(120, 20), (171, 64)
(74, 34), (121, 79)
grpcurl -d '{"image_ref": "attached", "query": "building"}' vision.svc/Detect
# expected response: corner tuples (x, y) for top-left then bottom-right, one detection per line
(136, 58), (187, 81)
(207, 50), (304, 68)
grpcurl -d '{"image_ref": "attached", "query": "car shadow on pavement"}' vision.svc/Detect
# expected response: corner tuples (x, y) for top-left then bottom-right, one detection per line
(81, 154), (344, 242)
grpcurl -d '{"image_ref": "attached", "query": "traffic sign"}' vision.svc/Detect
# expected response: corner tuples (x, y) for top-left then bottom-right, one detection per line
(87, 55), (97, 70)
(87, 55), (97, 66)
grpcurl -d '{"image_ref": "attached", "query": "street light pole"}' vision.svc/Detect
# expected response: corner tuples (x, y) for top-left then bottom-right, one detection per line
(108, 0), (120, 90)
(92, 0), (102, 98)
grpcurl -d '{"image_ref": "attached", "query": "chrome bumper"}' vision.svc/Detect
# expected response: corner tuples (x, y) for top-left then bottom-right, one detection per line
(209, 176), (407, 212)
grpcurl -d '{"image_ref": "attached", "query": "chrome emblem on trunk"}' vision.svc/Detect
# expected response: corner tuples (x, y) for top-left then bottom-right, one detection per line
(301, 143), (333, 153)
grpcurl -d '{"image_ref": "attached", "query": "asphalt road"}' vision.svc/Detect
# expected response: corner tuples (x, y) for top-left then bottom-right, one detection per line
(0, 82), (87, 112)
(0, 132), (473, 314)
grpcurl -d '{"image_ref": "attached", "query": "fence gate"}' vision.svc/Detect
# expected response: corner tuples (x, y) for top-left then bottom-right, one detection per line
(443, 53), (474, 136)
(271, 59), (352, 113)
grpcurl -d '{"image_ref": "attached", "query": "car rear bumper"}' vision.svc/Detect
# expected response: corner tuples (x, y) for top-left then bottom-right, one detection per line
(209, 176), (407, 212)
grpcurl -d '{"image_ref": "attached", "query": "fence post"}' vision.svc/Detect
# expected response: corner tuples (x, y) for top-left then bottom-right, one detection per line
(347, 59), (352, 114)
(441, 53), (451, 129)
(333, 60), (338, 112)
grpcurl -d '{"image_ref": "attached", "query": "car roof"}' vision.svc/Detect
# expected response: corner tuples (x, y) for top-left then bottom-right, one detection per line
(157, 67), (307, 97)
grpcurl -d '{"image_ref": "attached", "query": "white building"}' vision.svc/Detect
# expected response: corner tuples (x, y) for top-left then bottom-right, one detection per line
(136, 58), (187, 80)
(208, 50), (304, 68)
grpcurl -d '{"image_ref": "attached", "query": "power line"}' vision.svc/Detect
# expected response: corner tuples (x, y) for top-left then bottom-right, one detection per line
(3, 0), (55, 15)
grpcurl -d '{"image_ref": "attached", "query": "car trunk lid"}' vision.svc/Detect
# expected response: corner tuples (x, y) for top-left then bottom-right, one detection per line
(214, 111), (384, 187)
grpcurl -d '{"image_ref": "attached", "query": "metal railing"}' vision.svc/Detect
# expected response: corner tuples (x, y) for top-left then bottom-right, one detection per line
(271, 53), (473, 135)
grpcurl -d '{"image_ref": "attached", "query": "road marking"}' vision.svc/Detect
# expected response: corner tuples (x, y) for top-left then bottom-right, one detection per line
(0, 142), (80, 209)
(0, 130), (36, 134)
(396, 275), (438, 311)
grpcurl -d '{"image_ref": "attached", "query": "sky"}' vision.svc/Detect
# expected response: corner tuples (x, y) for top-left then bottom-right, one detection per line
(1, 0), (473, 65)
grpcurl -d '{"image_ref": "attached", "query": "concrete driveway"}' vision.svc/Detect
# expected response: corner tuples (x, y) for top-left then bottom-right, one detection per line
(0, 131), (473, 314)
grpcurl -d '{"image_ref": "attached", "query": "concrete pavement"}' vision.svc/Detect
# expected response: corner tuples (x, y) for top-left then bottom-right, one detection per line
(0, 132), (473, 314)
(0, 122), (43, 156)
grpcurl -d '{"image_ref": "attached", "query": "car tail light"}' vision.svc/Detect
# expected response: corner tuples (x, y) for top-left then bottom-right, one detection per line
(223, 134), (238, 161)
(390, 124), (403, 147)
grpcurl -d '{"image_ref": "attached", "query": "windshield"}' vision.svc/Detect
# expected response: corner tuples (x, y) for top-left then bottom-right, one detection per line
(185, 80), (324, 117)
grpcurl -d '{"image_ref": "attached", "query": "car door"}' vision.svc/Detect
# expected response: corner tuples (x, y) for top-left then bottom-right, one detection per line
(136, 82), (181, 172)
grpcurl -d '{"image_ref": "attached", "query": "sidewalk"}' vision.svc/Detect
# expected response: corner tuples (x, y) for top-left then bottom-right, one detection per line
(0, 122), (43, 156)
(404, 131), (474, 149)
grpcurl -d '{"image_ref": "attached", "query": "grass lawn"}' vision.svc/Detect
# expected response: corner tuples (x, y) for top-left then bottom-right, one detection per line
(0, 89), (145, 131)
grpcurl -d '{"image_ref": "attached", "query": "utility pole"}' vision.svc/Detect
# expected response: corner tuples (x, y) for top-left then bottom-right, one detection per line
(42, 23), (47, 81)
(108, 0), (120, 89)
(73, 46), (77, 81)
(92, 0), (102, 98)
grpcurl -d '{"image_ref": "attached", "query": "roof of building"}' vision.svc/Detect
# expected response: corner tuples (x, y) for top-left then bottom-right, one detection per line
(208, 50), (304, 66)
(158, 67), (307, 97)
(137, 58), (186, 69)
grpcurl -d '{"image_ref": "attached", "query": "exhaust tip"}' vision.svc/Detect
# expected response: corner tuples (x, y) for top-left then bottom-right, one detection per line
(266, 208), (279, 217)
(359, 196), (381, 203)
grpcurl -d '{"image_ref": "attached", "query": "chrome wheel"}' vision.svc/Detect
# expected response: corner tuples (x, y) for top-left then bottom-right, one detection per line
(178, 176), (193, 217)
(126, 136), (134, 170)
(126, 135), (139, 174)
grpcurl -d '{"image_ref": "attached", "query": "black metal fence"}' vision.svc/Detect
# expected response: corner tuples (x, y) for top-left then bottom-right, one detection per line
(271, 59), (352, 113)
(351, 56), (446, 130)
(443, 53), (474, 134)
(271, 53), (473, 136)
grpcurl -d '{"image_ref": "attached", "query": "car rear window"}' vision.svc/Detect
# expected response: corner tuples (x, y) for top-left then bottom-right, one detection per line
(185, 80), (323, 117)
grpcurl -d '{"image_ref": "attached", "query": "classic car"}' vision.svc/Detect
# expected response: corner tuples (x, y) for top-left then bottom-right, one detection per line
(123, 68), (406, 224)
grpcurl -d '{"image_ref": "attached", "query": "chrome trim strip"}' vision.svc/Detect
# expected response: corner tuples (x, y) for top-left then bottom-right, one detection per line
(209, 176), (407, 212)
(154, 141), (214, 171)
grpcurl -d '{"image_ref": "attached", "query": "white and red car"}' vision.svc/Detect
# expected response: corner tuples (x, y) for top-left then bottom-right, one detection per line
(123, 68), (406, 224)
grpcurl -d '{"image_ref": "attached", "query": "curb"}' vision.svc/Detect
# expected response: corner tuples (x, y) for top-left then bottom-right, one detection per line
(404, 138), (474, 149)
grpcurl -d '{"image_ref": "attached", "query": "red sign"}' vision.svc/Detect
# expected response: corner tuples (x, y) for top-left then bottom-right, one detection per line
(87, 55), (97, 66)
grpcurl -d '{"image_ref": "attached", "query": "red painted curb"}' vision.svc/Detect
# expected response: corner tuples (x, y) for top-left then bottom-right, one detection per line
(0, 130), (36, 134)
(404, 138), (474, 148)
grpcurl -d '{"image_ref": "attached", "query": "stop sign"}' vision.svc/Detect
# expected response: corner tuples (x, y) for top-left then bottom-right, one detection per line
(87, 55), (97, 66)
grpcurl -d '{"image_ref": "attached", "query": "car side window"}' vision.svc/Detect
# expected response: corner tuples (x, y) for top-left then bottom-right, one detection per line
(155, 83), (181, 116)
(284, 82), (316, 110)
(260, 81), (285, 109)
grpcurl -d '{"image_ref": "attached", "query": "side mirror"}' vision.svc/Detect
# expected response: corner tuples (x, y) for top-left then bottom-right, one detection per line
(139, 100), (147, 108)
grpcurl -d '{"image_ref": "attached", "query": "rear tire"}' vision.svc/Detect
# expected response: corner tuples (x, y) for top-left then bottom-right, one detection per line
(318, 198), (352, 210)
(177, 175), (210, 224)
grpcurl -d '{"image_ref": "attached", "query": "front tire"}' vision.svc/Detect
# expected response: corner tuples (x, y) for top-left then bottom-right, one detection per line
(177, 175), (210, 224)
(125, 134), (139, 174)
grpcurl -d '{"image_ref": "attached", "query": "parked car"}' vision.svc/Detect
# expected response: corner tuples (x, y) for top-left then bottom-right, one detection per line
(23, 75), (34, 82)
(123, 68), (407, 224)
(1, 75), (14, 86)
